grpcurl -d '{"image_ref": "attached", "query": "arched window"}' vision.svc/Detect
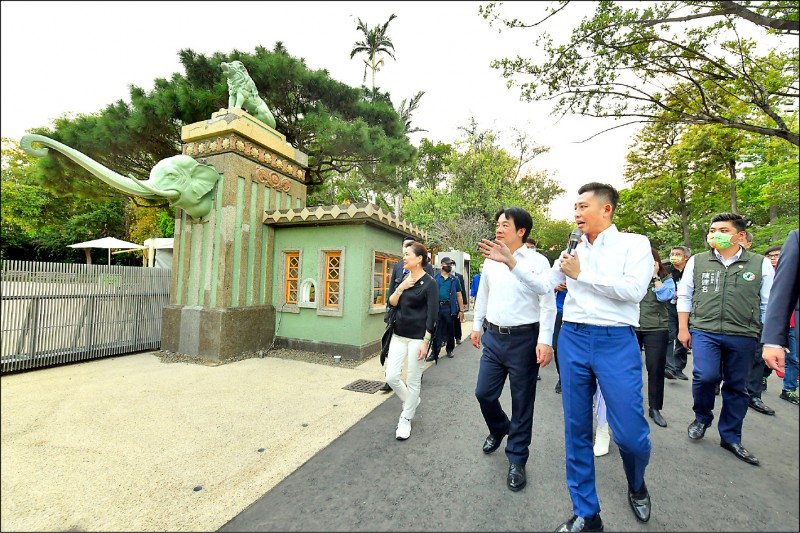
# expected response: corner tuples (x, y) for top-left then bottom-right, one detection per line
(299, 279), (317, 308)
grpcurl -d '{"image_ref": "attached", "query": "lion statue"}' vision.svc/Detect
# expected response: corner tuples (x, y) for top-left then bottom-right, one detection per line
(220, 60), (277, 129)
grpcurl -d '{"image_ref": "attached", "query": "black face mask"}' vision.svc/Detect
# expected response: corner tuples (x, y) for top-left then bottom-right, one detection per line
(441, 265), (452, 273)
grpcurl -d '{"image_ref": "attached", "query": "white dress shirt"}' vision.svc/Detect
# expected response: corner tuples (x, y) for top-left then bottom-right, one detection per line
(513, 225), (653, 327)
(472, 246), (557, 345)
(676, 247), (774, 321)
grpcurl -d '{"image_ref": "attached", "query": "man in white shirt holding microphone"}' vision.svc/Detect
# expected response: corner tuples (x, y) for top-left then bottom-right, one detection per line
(478, 183), (654, 532)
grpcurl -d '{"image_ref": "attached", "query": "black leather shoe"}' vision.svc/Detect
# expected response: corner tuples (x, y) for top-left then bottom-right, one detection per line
(675, 370), (689, 380)
(379, 382), (392, 392)
(446, 351), (454, 358)
(424, 353), (438, 364)
(627, 482), (651, 523)
(687, 419), (711, 440)
(720, 441), (760, 465)
(664, 368), (676, 380)
(748, 397), (775, 415)
(555, 379), (562, 394)
(482, 432), (506, 454)
(648, 408), (667, 427)
(555, 514), (603, 532)
(507, 463), (526, 491)
(537, 374), (542, 381)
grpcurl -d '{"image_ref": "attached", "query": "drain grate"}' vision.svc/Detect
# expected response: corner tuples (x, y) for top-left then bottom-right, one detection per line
(342, 379), (386, 394)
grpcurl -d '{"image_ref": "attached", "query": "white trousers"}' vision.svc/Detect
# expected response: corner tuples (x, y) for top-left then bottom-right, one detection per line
(385, 334), (425, 420)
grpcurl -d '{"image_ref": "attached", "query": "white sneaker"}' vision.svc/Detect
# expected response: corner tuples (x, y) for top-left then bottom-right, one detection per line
(594, 423), (610, 457)
(396, 417), (411, 440)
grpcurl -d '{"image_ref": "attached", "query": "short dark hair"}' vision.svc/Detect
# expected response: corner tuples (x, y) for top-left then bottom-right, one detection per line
(493, 207), (533, 243)
(764, 245), (782, 256)
(670, 245), (691, 257)
(525, 237), (537, 246)
(744, 231), (753, 243)
(577, 182), (619, 215)
(406, 242), (429, 266)
(709, 213), (747, 233)
(402, 235), (416, 245)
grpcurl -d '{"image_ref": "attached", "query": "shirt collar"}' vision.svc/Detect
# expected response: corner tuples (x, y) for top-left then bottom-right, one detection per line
(583, 224), (618, 246)
(713, 246), (743, 262)
(512, 245), (529, 259)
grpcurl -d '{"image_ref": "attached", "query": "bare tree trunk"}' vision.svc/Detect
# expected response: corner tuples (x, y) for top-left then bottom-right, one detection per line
(393, 193), (401, 218)
(83, 248), (92, 265)
(727, 159), (738, 214)
(678, 177), (690, 245)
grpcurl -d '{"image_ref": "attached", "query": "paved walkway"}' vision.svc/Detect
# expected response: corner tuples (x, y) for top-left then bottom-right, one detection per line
(221, 337), (800, 532)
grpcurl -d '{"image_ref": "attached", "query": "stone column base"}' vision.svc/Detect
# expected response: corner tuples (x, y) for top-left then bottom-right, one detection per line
(161, 305), (275, 363)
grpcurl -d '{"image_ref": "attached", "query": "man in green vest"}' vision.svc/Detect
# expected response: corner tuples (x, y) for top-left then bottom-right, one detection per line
(677, 213), (774, 465)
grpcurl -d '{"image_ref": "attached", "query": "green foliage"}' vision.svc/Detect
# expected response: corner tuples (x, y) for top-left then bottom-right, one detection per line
(615, 115), (799, 255)
(402, 121), (567, 256)
(482, 1), (799, 146)
(1, 138), (129, 262)
(27, 43), (415, 201)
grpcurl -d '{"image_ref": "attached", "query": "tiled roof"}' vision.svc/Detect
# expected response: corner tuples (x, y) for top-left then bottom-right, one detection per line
(264, 202), (427, 240)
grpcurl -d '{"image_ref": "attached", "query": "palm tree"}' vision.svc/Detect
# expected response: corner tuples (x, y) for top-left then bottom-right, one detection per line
(350, 14), (398, 94)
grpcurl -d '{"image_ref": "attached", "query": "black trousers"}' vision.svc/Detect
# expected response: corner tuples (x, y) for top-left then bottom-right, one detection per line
(433, 305), (455, 356)
(666, 304), (688, 373)
(746, 343), (766, 399)
(636, 329), (669, 410)
(453, 313), (463, 341)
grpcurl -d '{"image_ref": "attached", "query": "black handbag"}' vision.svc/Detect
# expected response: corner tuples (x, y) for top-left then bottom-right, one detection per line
(380, 307), (396, 366)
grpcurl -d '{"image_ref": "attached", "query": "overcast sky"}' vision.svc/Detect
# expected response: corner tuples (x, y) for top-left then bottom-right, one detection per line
(1, 1), (638, 220)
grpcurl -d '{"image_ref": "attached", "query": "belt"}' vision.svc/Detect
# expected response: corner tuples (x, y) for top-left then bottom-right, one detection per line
(485, 321), (537, 335)
(439, 300), (450, 306)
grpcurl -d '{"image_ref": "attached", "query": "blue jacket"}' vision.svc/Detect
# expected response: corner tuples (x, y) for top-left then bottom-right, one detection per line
(470, 273), (481, 298)
(435, 273), (462, 316)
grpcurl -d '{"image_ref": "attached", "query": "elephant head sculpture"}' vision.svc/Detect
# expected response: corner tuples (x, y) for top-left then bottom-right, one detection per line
(20, 134), (220, 220)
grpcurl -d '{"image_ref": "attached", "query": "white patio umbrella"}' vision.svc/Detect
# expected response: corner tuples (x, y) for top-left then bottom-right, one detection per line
(68, 236), (144, 265)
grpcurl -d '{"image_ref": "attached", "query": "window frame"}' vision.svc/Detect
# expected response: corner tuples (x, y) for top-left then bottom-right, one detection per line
(371, 250), (400, 313)
(317, 247), (345, 317)
(277, 249), (302, 313)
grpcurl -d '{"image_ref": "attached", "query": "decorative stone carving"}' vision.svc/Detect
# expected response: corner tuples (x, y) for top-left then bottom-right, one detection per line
(254, 167), (291, 193)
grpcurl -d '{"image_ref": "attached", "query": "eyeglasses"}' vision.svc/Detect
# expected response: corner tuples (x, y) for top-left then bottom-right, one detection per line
(766, 253), (780, 259)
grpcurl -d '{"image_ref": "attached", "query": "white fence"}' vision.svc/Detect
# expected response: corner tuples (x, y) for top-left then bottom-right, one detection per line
(1, 261), (171, 373)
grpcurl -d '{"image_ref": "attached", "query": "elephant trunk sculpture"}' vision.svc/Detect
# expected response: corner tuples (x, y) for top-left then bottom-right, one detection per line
(20, 134), (220, 220)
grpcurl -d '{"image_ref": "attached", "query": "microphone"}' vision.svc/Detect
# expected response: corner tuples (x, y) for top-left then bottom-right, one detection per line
(566, 228), (584, 255)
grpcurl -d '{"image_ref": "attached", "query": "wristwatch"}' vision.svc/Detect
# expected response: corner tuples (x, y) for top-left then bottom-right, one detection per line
(652, 276), (660, 283)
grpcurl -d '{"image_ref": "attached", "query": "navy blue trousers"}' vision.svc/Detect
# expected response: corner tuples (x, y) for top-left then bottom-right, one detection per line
(690, 329), (756, 444)
(432, 305), (455, 357)
(559, 322), (651, 518)
(474, 324), (540, 466)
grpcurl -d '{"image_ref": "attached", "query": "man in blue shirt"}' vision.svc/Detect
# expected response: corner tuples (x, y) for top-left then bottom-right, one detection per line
(427, 257), (464, 362)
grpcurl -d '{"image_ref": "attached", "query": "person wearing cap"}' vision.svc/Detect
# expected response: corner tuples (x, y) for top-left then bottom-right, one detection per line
(445, 258), (469, 345)
(427, 256), (465, 362)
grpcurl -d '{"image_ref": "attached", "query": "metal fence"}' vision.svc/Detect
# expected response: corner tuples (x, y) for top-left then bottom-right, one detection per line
(1, 261), (171, 373)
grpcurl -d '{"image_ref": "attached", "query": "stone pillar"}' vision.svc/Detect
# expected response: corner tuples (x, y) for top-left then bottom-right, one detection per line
(160, 108), (308, 362)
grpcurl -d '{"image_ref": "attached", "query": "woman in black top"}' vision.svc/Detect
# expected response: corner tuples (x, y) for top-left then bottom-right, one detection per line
(386, 242), (439, 440)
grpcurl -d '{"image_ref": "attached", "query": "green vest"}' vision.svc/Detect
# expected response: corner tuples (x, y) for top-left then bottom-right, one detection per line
(689, 249), (764, 338)
(637, 278), (669, 331)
